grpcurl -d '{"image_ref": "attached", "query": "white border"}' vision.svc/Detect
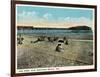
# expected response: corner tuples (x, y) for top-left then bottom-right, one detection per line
(16, 65), (94, 73)
(16, 4), (94, 10)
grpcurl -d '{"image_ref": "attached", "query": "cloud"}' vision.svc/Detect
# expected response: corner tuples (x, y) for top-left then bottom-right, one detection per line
(64, 17), (70, 21)
(26, 11), (36, 16)
(63, 17), (92, 25)
(43, 13), (53, 20)
(18, 11), (37, 17)
(17, 11), (39, 23)
(57, 16), (92, 26)
(64, 17), (92, 22)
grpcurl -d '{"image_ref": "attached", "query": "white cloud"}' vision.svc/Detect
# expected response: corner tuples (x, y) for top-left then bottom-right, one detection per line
(26, 11), (36, 16)
(17, 11), (37, 18)
(64, 17), (70, 21)
(43, 13), (53, 20)
(17, 11), (39, 23)
(63, 17), (92, 24)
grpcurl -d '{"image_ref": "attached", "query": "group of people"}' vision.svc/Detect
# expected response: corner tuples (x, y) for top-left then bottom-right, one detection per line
(17, 34), (24, 45)
(33, 36), (69, 52)
(17, 34), (69, 52)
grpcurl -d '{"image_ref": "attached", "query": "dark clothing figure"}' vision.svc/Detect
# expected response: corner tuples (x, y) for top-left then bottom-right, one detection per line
(63, 37), (67, 41)
(65, 40), (68, 45)
(17, 34), (24, 45)
(56, 44), (64, 52)
(54, 37), (58, 41)
(63, 37), (69, 45)
(48, 37), (54, 42)
(58, 40), (64, 43)
(33, 36), (45, 43)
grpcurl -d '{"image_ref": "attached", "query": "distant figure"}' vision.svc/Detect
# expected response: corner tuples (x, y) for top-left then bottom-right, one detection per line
(55, 44), (64, 52)
(17, 34), (24, 45)
(65, 39), (68, 45)
(63, 37), (67, 40)
(63, 37), (68, 45)
(33, 36), (45, 43)
(88, 52), (93, 56)
(54, 37), (59, 41)
(47, 37), (54, 42)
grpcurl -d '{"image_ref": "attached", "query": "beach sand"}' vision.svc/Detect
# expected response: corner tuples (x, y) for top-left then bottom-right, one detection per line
(17, 35), (93, 69)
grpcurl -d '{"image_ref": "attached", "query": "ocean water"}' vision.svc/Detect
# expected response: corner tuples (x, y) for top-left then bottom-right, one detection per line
(17, 29), (92, 37)
(17, 29), (93, 39)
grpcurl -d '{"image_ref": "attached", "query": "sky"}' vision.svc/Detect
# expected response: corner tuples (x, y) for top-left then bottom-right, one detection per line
(16, 4), (94, 28)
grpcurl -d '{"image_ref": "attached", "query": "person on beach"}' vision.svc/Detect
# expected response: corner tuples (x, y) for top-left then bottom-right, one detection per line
(55, 44), (64, 52)
(17, 34), (24, 45)
(63, 37), (68, 45)
(65, 39), (68, 45)
(33, 36), (45, 43)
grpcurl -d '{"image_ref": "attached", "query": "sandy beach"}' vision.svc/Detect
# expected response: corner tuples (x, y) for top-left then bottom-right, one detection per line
(17, 34), (93, 69)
